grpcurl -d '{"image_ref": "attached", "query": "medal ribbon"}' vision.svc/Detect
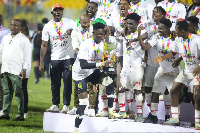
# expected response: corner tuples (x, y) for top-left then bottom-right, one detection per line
(182, 33), (192, 61)
(104, 0), (112, 17)
(53, 18), (63, 41)
(161, 35), (171, 54)
(92, 37), (100, 62)
(166, 0), (176, 19)
(81, 27), (89, 41)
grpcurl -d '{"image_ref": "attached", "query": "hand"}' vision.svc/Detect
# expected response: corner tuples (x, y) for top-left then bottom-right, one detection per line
(93, 84), (99, 93)
(39, 64), (44, 75)
(142, 56), (148, 63)
(19, 69), (26, 79)
(138, 24), (144, 35)
(154, 56), (163, 63)
(66, 29), (73, 35)
(172, 57), (182, 68)
(193, 66), (200, 76)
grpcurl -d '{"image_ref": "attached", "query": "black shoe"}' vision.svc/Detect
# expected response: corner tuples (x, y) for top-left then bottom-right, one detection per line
(165, 115), (170, 121)
(34, 79), (39, 84)
(13, 116), (24, 121)
(0, 115), (10, 120)
(143, 114), (158, 124)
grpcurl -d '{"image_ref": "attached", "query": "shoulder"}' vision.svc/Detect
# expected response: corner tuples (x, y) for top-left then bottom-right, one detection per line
(63, 18), (74, 23)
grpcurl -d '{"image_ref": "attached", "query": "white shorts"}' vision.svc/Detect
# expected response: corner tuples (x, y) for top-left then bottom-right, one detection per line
(120, 66), (144, 90)
(152, 67), (178, 94)
(175, 70), (200, 87)
(144, 64), (158, 87)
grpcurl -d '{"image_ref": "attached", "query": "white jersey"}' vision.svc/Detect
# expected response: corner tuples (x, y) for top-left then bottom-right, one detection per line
(129, 0), (153, 22)
(71, 26), (93, 50)
(172, 34), (200, 73)
(187, 5), (200, 29)
(72, 38), (104, 81)
(42, 18), (75, 60)
(148, 33), (180, 73)
(123, 31), (145, 68)
(158, 0), (186, 31)
(142, 19), (159, 67)
(94, 0), (120, 26)
(0, 26), (10, 44)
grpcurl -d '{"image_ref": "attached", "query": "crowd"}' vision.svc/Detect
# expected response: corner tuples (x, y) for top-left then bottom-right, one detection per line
(0, 0), (200, 132)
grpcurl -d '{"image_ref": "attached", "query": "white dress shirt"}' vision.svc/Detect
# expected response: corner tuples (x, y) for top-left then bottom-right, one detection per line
(0, 32), (32, 76)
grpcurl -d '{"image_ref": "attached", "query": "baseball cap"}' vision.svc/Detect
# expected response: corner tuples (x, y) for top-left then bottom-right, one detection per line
(52, 3), (64, 11)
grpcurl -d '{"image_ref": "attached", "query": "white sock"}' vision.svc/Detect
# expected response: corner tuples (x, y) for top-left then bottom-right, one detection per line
(100, 85), (108, 111)
(164, 94), (171, 116)
(126, 91), (134, 111)
(171, 107), (179, 119)
(195, 110), (200, 123)
(136, 93), (143, 114)
(151, 103), (158, 116)
(118, 92), (126, 113)
(113, 91), (119, 111)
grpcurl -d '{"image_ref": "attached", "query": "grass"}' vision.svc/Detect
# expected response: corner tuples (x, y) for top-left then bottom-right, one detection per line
(0, 65), (75, 132)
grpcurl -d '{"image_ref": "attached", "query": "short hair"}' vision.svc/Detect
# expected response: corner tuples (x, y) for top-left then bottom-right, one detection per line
(159, 18), (172, 28)
(119, 0), (130, 5)
(154, 6), (166, 17)
(126, 13), (141, 23)
(187, 16), (199, 25)
(93, 22), (105, 31)
(42, 18), (49, 24)
(88, 1), (98, 7)
(21, 25), (29, 36)
(37, 23), (43, 31)
(176, 21), (189, 31)
(13, 19), (22, 26)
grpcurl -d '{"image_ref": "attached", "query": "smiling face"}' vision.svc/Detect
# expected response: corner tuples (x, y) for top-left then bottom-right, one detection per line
(80, 15), (90, 31)
(126, 19), (138, 34)
(86, 2), (98, 18)
(52, 8), (63, 22)
(119, 0), (129, 17)
(175, 25), (184, 38)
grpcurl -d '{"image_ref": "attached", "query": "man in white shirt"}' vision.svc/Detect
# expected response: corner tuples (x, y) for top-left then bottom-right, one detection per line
(139, 18), (180, 123)
(186, 0), (200, 28)
(129, 0), (153, 22)
(70, 14), (93, 116)
(39, 3), (75, 113)
(113, 13), (145, 122)
(155, 21), (200, 130)
(72, 21), (112, 133)
(0, 19), (31, 121)
(0, 15), (10, 113)
(140, 6), (166, 118)
(89, 0), (120, 26)
(157, 0), (186, 31)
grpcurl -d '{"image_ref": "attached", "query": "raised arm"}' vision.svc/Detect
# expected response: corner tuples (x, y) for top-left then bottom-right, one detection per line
(138, 24), (152, 50)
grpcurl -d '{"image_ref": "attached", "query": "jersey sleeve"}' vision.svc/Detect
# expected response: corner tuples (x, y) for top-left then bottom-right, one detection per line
(42, 24), (49, 41)
(177, 3), (186, 20)
(71, 28), (80, 50)
(78, 41), (89, 60)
